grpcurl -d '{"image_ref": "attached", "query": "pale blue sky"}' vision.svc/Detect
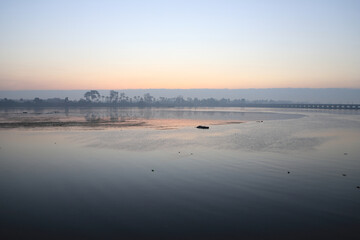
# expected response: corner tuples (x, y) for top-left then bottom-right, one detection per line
(0, 0), (359, 89)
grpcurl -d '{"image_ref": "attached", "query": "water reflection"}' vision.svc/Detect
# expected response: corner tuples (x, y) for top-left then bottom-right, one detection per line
(66, 108), (360, 153)
(0, 107), (306, 122)
(0, 109), (360, 239)
(110, 112), (118, 122)
(83, 111), (131, 123)
(84, 112), (101, 122)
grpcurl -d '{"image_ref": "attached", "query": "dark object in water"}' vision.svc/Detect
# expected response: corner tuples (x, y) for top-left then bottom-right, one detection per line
(23, 112), (27, 114)
(151, 169), (154, 172)
(344, 153), (348, 155)
(196, 125), (209, 129)
(287, 171), (290, 174)
(342, 174), (347, 176)
(357, 186), (360, 189)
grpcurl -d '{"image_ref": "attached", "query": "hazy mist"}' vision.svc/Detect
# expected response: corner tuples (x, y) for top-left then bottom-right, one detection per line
(1, 88), (360, 104)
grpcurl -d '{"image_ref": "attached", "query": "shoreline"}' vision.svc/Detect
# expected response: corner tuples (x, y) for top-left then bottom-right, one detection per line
(0, 118), (245, 130)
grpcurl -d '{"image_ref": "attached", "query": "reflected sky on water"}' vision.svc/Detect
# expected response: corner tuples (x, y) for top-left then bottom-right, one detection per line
(0, 108), (360, 239)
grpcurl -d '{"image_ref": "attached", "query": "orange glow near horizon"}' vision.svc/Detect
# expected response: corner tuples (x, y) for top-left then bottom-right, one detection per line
(1, 1), (359, 91)
(1, 64), (359, 90)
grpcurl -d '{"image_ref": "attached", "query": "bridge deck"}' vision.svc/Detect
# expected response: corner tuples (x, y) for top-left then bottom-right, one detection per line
(241, 104), (360, 109)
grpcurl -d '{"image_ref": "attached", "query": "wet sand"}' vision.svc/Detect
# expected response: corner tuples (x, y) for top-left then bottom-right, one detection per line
(0, 115), (244, 129)
(0, 118), (147, 129)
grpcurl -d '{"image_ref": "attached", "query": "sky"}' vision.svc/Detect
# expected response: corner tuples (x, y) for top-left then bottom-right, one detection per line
(0, 0), (359, 90)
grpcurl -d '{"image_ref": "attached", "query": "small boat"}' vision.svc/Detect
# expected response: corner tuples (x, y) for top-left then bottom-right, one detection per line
(196, 125), (209, 129)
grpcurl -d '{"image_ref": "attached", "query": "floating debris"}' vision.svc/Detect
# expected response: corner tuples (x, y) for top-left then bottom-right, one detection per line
(23, 112), (27, 114)
(196, 125), (209, 129)
(151, 169), (154, 172)
(344, 153), (348, 155)
(357, 186), (360, 189)
(287, 171), (290, 174)
(342, 174), (347, 177)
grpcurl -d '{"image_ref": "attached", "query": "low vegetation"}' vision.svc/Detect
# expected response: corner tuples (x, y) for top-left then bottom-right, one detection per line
(0, 90), (290, 108)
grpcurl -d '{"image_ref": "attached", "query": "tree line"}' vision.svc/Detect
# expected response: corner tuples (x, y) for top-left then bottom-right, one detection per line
(0, 90), (291, 108)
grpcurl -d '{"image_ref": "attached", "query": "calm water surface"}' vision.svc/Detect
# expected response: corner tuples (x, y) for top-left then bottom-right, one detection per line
(0, 108), (359, 239)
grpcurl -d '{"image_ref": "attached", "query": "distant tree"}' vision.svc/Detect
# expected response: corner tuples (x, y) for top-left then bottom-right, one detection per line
(91, 90), (100, 102)
(175, 96), (184, 105)
(120, 92), (126, 102)
(33, 97), (42, 104)
(84, 91), (91, 101)
(110, 90), (119, 103)
(84, 90), (100, 102)
(143, 93), (153, 103)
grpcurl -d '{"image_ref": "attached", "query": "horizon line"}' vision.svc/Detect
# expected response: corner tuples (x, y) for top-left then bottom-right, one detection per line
(1, 87), (360, 91)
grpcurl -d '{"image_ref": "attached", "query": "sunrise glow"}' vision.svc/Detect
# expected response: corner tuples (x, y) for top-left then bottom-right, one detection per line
(0, 0), (359, 90)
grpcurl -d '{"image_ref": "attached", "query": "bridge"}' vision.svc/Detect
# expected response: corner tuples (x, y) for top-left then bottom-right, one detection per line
(241, 103), (360, 110)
